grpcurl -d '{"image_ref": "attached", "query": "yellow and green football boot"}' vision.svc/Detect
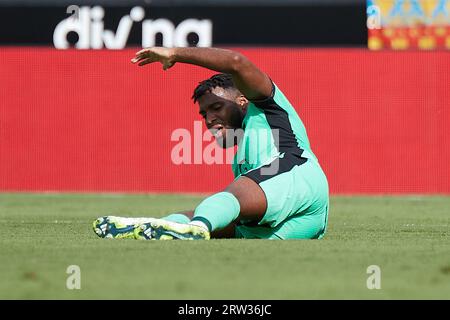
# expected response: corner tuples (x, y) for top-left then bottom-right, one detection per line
(92, 216), (152, 239)
(134, 219), (210, 240)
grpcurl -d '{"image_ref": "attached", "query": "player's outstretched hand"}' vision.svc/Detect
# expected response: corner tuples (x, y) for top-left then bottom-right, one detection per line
(131, 47), (175, 70)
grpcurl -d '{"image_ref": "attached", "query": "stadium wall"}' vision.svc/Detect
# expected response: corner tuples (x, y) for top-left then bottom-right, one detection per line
(0, 48), (449, 194)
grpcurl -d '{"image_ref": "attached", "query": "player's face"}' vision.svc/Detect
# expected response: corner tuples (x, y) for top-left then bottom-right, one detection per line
(197, 87), (248, 148)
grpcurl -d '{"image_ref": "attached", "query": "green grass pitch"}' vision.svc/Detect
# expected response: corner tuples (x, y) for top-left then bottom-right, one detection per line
(0, 193), (449, 299)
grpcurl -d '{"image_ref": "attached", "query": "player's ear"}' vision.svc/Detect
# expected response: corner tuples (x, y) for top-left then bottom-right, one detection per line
(236, 95), (249, 110)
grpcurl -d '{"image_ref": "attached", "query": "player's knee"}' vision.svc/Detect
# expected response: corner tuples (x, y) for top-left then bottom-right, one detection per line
(225, 176), (267, 219)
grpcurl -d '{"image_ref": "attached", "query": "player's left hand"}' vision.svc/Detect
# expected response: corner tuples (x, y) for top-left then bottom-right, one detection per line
(131, 47), (176, 70)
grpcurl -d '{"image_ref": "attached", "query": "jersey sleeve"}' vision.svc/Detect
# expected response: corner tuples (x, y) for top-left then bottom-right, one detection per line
(248, 80), (277, 110)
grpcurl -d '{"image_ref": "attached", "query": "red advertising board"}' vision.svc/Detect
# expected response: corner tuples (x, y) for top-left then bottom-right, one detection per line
(0, 48), (449, 194)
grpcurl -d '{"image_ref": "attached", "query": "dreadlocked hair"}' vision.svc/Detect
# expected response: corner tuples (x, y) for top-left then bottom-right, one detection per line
(191, 73), (236, 103)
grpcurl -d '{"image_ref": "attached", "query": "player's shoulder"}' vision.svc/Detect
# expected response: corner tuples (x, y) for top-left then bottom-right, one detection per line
(249, 81), (290, 111)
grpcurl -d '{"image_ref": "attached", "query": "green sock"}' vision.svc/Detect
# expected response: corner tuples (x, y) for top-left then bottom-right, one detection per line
(192, 192), (241, 232)
(163, 213), (191, 224)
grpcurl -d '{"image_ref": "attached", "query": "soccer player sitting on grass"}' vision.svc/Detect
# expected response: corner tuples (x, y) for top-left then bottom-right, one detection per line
(93, 47), (329, 240)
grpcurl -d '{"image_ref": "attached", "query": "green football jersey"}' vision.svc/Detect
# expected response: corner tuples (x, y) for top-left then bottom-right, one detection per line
(232, 83), (317, 178)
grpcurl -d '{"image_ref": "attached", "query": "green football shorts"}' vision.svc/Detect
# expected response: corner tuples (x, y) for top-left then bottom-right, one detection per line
(236, 156), (329, 240)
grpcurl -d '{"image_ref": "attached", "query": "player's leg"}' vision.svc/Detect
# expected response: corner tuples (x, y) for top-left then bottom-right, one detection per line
(137, 156), (329, 240)
(93, 211), (194, 239)
(181, 176), (265, 238)
(95, 160), (328, 240)
(235, 203), (329, 239)
(235, 157), (329, 239)
(134, 176), (266, 240)
(163, 211), (237, 238)
(163, 211), (192, 224)
(188, 176), (267, 231)
(93, 211), (208, 240)
(93, 210), (237, 239)
(94, 160), (328, 240)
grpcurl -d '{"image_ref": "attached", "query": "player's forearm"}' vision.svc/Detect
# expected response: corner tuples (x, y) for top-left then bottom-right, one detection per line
(132, 46), (272, 99)
(170, 47), (249, 75)
(169, 47), (271, 99)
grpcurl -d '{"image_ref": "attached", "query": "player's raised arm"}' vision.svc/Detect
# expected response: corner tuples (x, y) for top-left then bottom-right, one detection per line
(131, 47), (273, 100)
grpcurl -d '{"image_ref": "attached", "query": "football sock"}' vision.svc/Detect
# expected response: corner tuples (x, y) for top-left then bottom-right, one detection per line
(191, 192), (240, 232)
(162, 213), (191, 224)
(188, 220), (210, 232)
